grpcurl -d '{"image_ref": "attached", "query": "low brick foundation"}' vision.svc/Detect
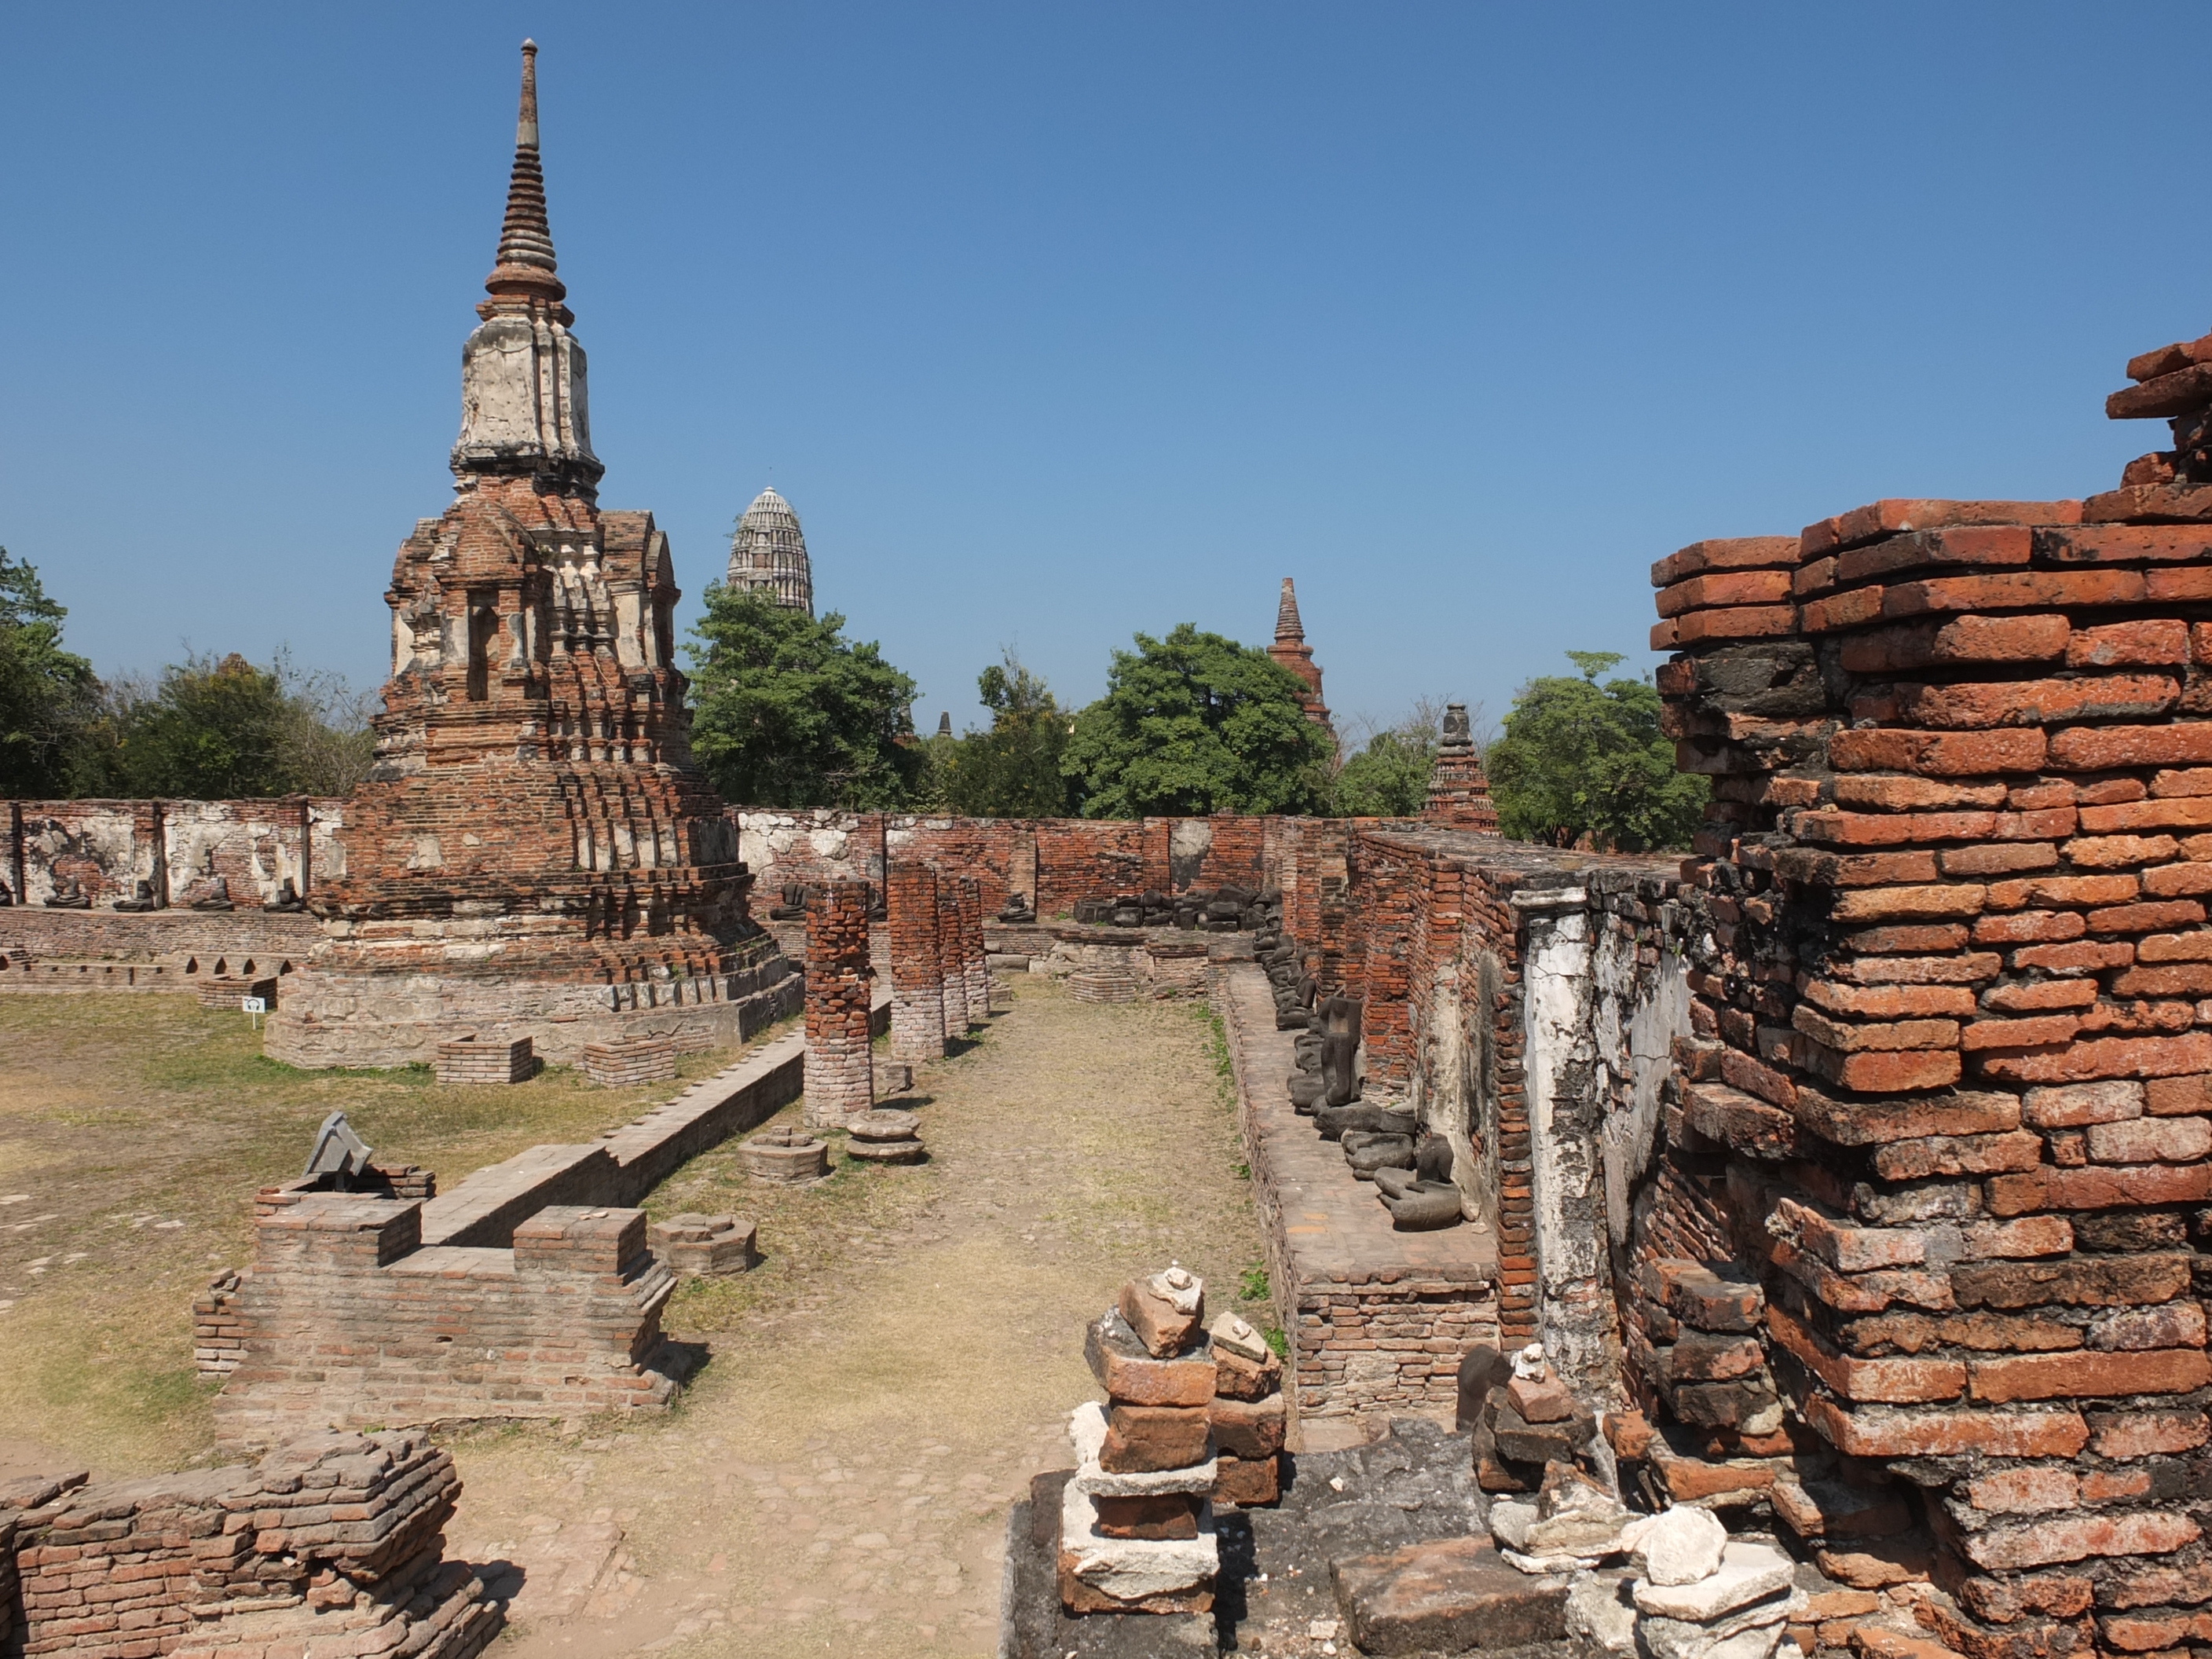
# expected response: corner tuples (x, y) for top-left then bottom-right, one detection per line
(212, 1195), (677, 1448)
(434, 1033), (534, 1084)
(4, 1430), (498, 1659)
(579, 1034), (676, 1086)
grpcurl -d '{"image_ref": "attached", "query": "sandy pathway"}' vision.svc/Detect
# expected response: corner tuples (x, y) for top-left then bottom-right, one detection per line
(444, 975), (1271, 1658)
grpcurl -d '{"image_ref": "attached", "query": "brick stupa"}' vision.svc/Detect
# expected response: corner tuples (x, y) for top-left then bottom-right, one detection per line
(266, 42), (793, 1068)
(1265, 577), (1332, 736)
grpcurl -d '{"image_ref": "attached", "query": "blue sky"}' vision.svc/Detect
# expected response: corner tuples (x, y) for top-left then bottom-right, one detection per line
(1, 5), (2202, 739)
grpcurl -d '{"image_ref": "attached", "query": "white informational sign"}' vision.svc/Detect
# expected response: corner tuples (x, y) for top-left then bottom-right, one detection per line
(241, 997), (267, 1014)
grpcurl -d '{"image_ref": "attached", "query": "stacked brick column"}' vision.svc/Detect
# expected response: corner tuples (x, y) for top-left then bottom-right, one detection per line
(1637, 319), (2212, 1659)
(936, 873), (972, 1034)
(804, 880), (875, 1126)
(886, 860), (947, 1064)
(958, 875), (991, 1018)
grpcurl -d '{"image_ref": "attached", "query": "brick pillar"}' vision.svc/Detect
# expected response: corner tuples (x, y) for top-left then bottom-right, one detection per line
(936, 874), (971, 1034)
(804, 880), (873, 1126)
(886, 860), (946, 1064)
(958, 876), (991, 1019)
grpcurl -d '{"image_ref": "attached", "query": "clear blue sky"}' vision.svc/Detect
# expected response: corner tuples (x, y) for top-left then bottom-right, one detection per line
(1, 5), (2200, 738)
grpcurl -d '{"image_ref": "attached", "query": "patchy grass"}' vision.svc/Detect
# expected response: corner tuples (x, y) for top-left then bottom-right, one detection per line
(0, 994), (787, 1474)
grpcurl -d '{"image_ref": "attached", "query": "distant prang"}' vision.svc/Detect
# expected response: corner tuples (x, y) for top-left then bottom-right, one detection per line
(727, 485), (815, 617)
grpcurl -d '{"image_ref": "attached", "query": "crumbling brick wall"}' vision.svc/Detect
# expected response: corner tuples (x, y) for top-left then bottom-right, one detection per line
(4, 797), (338, 910)
(1627, 318), (2212, 1654)
(5, 1430), (496, 1659)
(212, 1193), (677, 1449)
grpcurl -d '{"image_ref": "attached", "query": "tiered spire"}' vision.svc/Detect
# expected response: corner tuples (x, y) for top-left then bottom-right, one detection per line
(1264, 576), (1331, 736)
(482, 40), (568, 315)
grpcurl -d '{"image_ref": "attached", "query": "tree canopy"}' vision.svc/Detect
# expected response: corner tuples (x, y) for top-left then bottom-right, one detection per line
(1061, 624), (1332, 818)
(1330, 703), (1448, 818)
(0, 550), (98, 797)
(936, 654), (1073, 817)
(69, 651), (375, 800)
(686, 585), (923, 808)
(1485, 651), (1707, 852)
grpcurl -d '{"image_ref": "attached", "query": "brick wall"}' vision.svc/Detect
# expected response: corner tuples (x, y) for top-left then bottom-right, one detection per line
(212, 1192), (678, 1448)
(803, 881), (874, 1125)
(1628, 317), (2212, 1652)
(4, 1430), (497, 1658)
(5, 797), (340, 909)
(957, 876), (990, 1018)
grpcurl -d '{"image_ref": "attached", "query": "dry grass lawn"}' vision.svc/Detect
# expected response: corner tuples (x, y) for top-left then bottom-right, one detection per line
(0, 994), (777, 1475)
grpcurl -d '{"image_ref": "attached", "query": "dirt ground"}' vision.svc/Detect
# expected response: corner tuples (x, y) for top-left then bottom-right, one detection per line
(442, 976), (1271, 1657)
(0, 994), (776, 1476)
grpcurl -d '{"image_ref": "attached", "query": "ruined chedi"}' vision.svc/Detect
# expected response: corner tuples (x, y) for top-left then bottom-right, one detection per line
(266, 42), (794, 1068)
(1265, 577), (1332, 735)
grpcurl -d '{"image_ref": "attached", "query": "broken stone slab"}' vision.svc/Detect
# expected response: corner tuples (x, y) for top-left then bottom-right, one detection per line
(1635, 1588), (1799, 1659)
(1489, 1499), (1538, 1551)
(1207, 1310), (1271, 1364)
(1330, 1535), (1569, 1654)
(1212, 1452), (1280, 1508)
(1118, 1265), (1204, 1357)
(1503, 1545), (1603, 1577)
(1625, 1503), (1728, 1587)
(1212, 1341), (1283, 1402)
(1069, 1402), (1216, 1497)
(844, 1137), (926, 1164)
(1057, 1477), (1217, 1612)
(1566, 1568), (1639, 1655)
(1086, 1312), (1216, 1407)
(1524, 1465), (1632, 1556)
(1634, 1541), (1797, 1621)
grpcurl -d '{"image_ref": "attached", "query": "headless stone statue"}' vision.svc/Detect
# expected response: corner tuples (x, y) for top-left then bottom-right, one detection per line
(177, 852), (233, 911)
(1319, 995), (1362, 1108)
(262, 877), (306, 914)
(113, 880), (158, 912)
(44, 876), (91, 910)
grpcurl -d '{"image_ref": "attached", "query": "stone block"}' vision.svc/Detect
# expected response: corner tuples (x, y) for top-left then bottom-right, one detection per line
(1101, 1404), (1212, 1474)
(1057, 1479), (1216, 1613)
(1086, 1313), (1217, 1407)
(1208, 1393), (1286, 1459)
(1211, 1452), (1280, 1507)
(1118, 1265), (1205, 1357)
(1331, 1536), (1569, 1654)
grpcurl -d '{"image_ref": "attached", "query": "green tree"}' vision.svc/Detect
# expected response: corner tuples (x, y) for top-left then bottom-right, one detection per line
(1061, 624), (1332, 818)
(939, 653), (1073, 817)
(86, 653), (295, 798)
(1486, 650), (1707, 851)
(687, 585), (923, 808)
(0, 550), (98, 797)
(1331, 701), (1452, 817)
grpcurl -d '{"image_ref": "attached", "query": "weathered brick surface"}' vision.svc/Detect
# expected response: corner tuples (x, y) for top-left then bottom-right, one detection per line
(804, 881), (874, 1126)
(4, 1430), (498, 1659)
(434, 1033), (534, 1085)
(1638, 317), (2212, 1646)
(885, 860), (946, 1064)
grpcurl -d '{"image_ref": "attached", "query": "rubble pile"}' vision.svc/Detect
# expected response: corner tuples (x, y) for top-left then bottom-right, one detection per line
(1062, 1265), (1221, 1615)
